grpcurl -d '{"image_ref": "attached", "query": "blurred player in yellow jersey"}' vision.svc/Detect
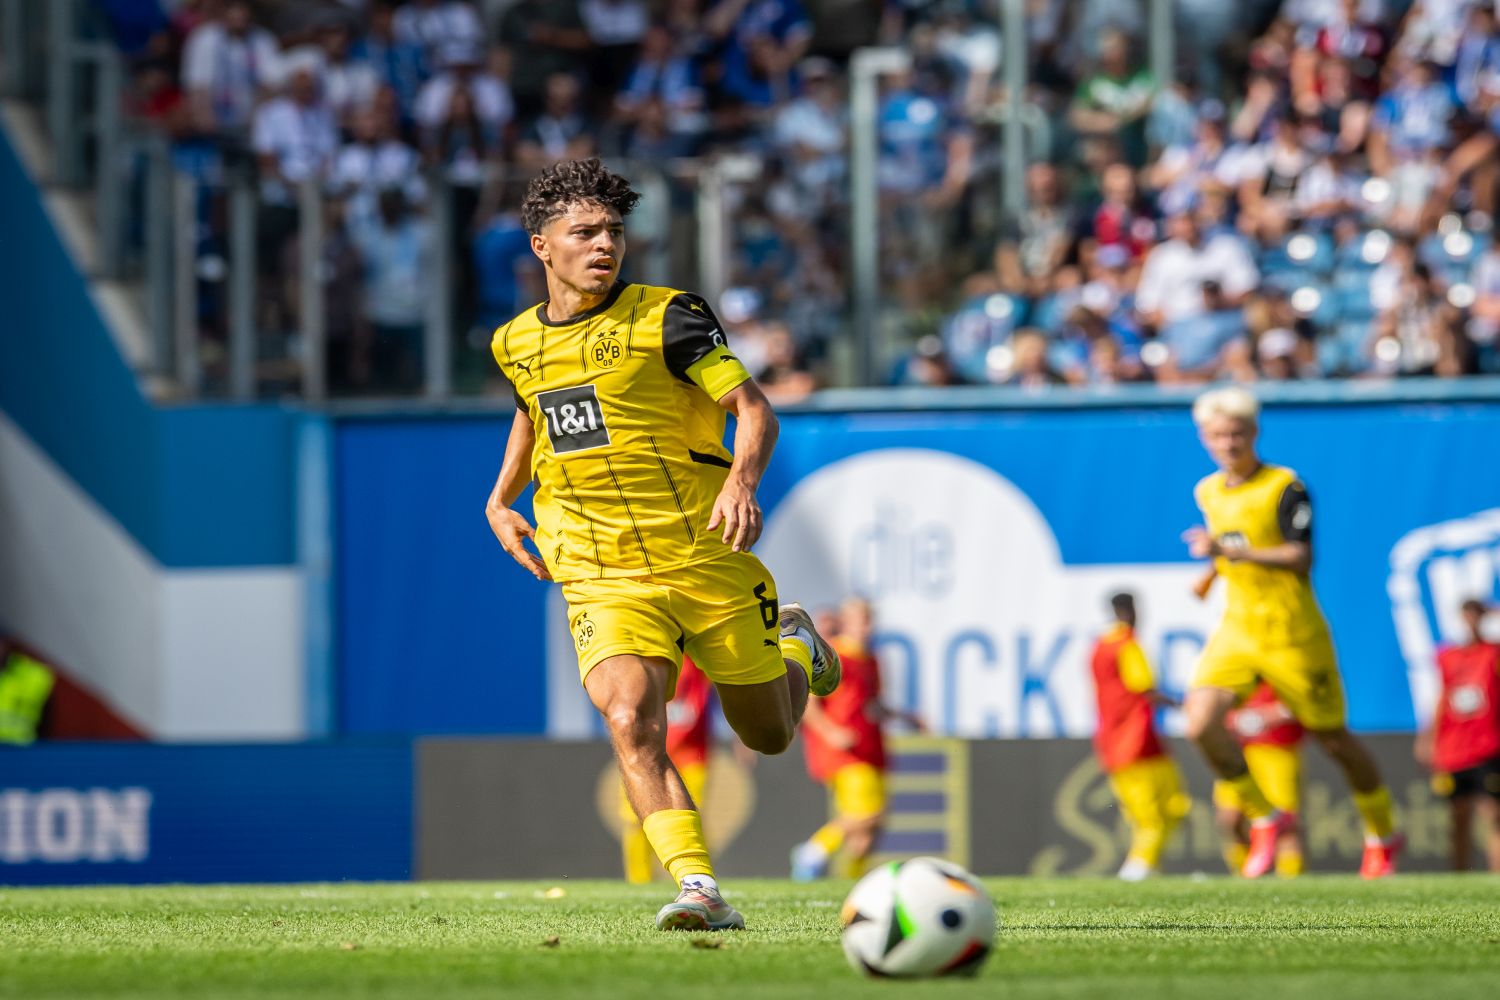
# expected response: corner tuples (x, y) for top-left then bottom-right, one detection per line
(484, 159), (841, 931)
(1182, 387), (1401, 879)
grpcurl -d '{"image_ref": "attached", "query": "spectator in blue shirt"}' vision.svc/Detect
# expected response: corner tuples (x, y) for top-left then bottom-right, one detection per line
(351, 188), (432, 392)
(706, 0), (813, 108)
(472, 201), (542, 336)
(1369, 58), (1458, 174)
(357, 2), (429, 132)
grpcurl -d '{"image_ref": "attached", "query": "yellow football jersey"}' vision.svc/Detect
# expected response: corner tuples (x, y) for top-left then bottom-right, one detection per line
(1194, 463), (1329, 646)
(491, 282), (753, 582)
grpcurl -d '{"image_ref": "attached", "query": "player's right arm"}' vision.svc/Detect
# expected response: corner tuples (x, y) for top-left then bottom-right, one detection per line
(485, 408), (551, 581)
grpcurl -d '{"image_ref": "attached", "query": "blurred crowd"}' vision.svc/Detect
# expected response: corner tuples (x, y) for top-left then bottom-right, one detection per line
(108, 0), (1500, 394)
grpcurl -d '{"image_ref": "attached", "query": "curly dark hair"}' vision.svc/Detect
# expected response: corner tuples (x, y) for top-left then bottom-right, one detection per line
(520, 158), (641, 235)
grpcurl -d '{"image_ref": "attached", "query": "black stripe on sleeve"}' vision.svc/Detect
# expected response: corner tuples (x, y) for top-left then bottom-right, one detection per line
(661, 293), (730, 384)
(1277, 480), (1313, 545)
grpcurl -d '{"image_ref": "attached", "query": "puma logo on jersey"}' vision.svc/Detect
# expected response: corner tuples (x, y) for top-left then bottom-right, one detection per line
(716, 353), (734, 363)
(513, 358), (535, 378)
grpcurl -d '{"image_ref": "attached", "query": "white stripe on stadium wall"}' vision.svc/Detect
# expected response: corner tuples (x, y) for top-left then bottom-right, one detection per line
(0, 410), (304, 740)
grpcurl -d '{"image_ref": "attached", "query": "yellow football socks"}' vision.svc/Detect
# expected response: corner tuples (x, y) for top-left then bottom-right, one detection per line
(1352, 785), (1396, 840)
(843, 853), (874, 879)
(1222, 842), (1248, 874)
(810, 821), (845, 856)
(1276, 848), (1304, 878)
(780, 635), (814, 684)
(622, 823), (656, 884)
(641, 808), (715, 886)
(1225, 772), (1274, 822)
(1129, 825), (1170, 870)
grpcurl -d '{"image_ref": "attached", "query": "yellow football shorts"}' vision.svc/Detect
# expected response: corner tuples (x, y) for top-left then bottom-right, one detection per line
(1213, 742), (1302, 815)
(1192, 626), (1346, 731)
(831, 762), (887, 821)
(562, 552), (785, 691)
(1107, 755), (1191, 831)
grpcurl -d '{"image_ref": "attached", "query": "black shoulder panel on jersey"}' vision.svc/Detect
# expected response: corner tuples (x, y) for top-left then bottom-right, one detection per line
(1277, 480), (1313, 545)
(661, 292), (729, 384)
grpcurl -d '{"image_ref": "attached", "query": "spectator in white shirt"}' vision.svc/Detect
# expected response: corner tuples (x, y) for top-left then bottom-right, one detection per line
(253, 66), (339, 205)
(393, 0), (484, 69)
(1469, 245), (1500, 349)
(1136, 206), (1259, 379)
(772, 57), (846, 204)
(331, 103), (425, 227)
(181, 0), (282, 135)
(308, 22), (382, 129)
(250, 65), (338, 314)
(517, 72), (596, 169)
(415, 42), (514, 136)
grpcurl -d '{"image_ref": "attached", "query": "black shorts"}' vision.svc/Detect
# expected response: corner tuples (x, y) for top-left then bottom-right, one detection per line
(1436, 755), (1500, 801)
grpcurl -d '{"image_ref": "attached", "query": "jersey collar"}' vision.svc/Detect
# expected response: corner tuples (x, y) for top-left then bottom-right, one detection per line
(535, 281), (629, 327)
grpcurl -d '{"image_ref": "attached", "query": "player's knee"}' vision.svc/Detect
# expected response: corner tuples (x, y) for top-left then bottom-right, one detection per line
(1184, 711), (1218, 745)
(1310, 725), (1353, 757)
(601, 701), (660, 746)
(739, 720), (794, 755)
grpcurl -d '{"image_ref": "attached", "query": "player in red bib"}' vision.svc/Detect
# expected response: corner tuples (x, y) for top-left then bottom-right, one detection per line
(1415, 599), (1500, 872)
(791, 598), (922, 880)
(1213, 682), (1306, 877)
(621, 658), (715, 883)
(1089, 592), (1191, 881)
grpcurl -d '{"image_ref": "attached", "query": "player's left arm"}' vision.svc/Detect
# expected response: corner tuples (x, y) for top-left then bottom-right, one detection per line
(661, 292), (779, 553)
(712, 381), (779, 552)
(1223, 480), (1314, 574)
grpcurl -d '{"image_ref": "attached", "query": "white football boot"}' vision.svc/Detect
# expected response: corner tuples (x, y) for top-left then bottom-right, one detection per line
(655, 879), (745, 931)
(779, 602), (842, 697)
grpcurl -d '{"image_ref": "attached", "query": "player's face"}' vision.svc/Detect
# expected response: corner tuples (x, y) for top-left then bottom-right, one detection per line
(534, 202), (626, 298)
(1198, 414), (1258, 473)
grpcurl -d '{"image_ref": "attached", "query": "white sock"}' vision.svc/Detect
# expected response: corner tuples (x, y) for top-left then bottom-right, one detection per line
(681, 874), (719, 892)
(783, 630), (814, 657)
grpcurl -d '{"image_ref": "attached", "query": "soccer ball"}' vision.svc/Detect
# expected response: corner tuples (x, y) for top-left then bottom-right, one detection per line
(839, 857), (997, 978)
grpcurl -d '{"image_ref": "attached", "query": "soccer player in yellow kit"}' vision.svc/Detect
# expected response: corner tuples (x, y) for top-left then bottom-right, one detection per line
(1182, 387), (1402, 879)
(483, 159), (841, 931)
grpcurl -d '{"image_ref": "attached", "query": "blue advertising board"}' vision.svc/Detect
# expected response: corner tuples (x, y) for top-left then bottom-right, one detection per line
(334, 401), (1500, 738)
(0, 743), (411, 884)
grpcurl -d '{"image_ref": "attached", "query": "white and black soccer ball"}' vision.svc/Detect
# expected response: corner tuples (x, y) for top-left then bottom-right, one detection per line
(839, 857), (997, 978)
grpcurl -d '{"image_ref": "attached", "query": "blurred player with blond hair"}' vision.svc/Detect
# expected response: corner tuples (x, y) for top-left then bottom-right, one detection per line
(1182, 386), (1402, 879)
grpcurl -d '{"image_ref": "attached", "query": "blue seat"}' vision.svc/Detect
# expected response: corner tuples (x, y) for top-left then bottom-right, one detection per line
(1289, 282), (1339, 329)
(1336, 229), (1393, 271)
(1333, 270), (1377, 321)
(1263, 266), (1317, 294)
(1326, 319), (1373, 374)
(1283, 231), (1335, 274)
(1420, 230), (1489, 272)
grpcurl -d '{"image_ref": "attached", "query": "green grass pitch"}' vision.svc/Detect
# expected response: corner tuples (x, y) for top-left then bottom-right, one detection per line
(3, 876), (1499, 999)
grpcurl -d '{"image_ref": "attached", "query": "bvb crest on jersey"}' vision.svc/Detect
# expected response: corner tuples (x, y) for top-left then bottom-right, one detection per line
(590, 329), (624, 369)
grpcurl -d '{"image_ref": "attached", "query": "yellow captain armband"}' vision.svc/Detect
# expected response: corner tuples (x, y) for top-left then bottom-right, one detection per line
(685, 347), (753, 401)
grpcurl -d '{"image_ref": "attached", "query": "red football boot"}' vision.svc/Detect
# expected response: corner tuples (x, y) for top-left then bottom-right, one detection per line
(1359, 833), (1405, 879)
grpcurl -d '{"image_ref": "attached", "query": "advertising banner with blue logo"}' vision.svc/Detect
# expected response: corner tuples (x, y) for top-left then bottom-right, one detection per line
(335, 402), (1500, 739)
(0, 743), (411, 884)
